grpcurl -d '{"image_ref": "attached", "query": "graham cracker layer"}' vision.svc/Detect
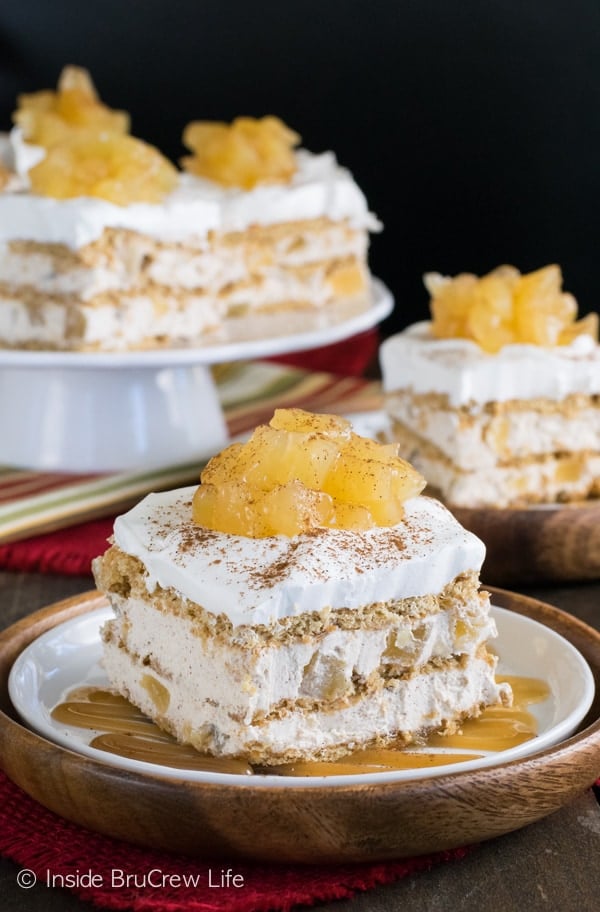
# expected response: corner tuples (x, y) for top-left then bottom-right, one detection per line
(93, 544), (484, 647)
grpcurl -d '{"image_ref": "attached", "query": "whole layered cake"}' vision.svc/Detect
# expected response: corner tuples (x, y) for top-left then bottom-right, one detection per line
(0, 67), (379, 351)
(93, 408), (510, 765)
(380, 265), (600, 508)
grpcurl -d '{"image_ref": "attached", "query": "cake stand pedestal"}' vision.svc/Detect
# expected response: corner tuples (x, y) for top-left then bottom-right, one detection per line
(0, 361), (227, 473)
(0, 280), (392, 472)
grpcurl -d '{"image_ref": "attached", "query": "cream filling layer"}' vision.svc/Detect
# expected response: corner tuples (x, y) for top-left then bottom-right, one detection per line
(0, 293), (220, 347)
(103, 593), (496, 721)
(0, 277), (370, 350)
(386, 391), (600, 469)
(0, 223), (367, 299)
(101, 638), (505, 761)
(392, 423), (600, 507)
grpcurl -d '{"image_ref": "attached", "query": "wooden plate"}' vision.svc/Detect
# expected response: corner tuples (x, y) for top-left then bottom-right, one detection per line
(1, 589), (599, 863)
(453, 501), (600, 586)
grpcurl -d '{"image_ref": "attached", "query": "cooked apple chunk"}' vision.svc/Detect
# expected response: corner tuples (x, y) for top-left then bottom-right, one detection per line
(426, 264), (597, 353)
(193, 408), (426, 536)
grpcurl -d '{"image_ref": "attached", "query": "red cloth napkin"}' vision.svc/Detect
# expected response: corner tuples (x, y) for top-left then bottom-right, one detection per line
(0, 518), (110, 576)
(0, 770), (470, 912)
(267, 328), (379, 377)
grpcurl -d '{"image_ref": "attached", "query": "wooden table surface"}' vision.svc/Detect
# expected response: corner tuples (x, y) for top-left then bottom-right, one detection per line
(1, 568), (599, 912)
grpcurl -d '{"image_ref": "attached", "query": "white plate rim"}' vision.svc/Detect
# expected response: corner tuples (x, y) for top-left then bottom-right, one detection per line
(8, 603), (594, 789)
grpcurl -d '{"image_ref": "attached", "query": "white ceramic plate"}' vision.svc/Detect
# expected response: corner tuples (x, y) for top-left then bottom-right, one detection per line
(8, 605), (594, 788)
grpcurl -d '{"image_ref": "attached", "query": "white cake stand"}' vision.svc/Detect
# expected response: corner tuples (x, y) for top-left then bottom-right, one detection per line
(0, 280), (393, 472)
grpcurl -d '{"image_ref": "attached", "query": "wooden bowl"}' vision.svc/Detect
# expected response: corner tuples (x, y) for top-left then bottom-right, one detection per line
(0, 589), (599, 863)
(452, 501), (600, 586)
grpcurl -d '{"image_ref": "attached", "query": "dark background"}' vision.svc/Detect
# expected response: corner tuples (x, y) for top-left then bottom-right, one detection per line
(0, 0), (598, 336)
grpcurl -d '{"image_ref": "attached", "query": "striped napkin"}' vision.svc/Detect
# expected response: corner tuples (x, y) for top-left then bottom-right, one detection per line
(0, 360), (382, 544)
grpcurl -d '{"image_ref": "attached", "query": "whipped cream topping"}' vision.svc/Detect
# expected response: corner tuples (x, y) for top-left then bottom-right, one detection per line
(112, 486), (485, 627)
(380, 321), (600, 406)
(0, 129), (380, 249)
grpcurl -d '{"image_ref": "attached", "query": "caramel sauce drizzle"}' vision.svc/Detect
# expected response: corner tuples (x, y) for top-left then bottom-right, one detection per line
(51, 674), (549, 778)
